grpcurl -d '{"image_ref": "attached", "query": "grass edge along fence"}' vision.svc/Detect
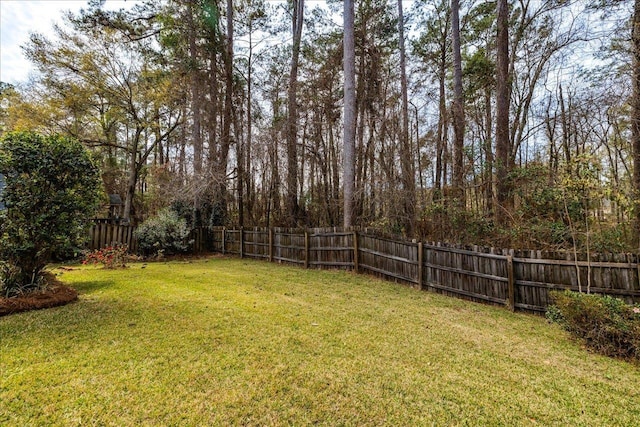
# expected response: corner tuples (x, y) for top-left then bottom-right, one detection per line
(88, 224), (640, 314)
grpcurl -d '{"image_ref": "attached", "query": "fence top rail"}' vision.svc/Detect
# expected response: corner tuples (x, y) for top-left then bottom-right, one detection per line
(310, 246), (355, 251)
(359, 232), (419, 247)
(423, 243), (509, 261)
(513, 257), (638, 269)
(309, 231), (354, 238)
(273, 227), (312, 233)
(359, 247), (417, 265)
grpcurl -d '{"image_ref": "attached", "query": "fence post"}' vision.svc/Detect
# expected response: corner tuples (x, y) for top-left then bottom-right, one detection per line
(636, 253), (640, 292)
(304, 230), (310, 269)
(127, 226), (133, 253)
(222, 227), (226, 255)
(268, 228), (274, 262)
(240, 228), (244, 258)
(417, 242), (423, 290)
(89, 224), (96, 250)
(353, 230), (359, 273)
(98, 223), (105, 249)
(507, 254), (515, 311)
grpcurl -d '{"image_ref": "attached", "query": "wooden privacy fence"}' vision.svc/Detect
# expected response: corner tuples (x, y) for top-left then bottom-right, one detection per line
(210, 227), (640, 313)
(87, 223), (640, 313)
(87, 223), (212, 254)
(88, 222), (138, 253)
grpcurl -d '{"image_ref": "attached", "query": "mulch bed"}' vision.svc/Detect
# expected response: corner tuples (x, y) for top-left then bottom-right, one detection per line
(0, 272), (78, 317)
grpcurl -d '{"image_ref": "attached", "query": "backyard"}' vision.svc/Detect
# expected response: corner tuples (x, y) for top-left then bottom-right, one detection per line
(1, 256), (639, 425)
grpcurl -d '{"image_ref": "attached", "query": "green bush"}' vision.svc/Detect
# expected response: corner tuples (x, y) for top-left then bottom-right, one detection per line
(134, 208), (192, 257)
(589, 224), (628, 253)
(547, 290), (640, 361)
(0, 132), (101, 296)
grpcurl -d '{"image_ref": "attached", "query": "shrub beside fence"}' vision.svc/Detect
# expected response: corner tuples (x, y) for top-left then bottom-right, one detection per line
(87, 223), (213, 254)
(88, 224), (640, 313)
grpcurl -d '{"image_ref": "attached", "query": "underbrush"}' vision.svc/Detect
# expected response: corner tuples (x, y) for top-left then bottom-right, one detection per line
(547, 290), (640, 361)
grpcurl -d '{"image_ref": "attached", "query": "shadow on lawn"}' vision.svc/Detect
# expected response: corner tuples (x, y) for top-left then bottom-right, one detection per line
(70, 280), (115, 294)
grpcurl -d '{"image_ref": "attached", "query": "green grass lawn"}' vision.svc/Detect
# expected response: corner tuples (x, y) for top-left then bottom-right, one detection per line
(1, 256), (639, 426)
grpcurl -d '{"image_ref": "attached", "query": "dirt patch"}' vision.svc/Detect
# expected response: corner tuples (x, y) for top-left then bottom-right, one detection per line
(0, 273), (78, 317)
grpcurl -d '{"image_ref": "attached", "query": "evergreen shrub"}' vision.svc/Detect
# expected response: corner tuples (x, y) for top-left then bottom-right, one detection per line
(134, 208), (192, 257)
(0, 132), (101, 296)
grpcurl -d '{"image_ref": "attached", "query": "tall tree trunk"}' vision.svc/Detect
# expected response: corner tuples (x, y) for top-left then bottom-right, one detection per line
(451, 0), (465, 209)
(286, 0), (304, 226)
(208, 46), (219, 168)
(267, 133), (280, 227)
(187, 0), (203, 226)
(484, 85), (494, 216)
(180, 104), (187, 180)
(398, 0), (415, 235)
(559, 85), (572, 173)
(245, 32), (254, 225)
(212, 0), (234, 226)
(434, 46), (447, 203)
(632, 0), (640, 249)
(343, 0), (356, 228)
(495, 0), (511, 223)
(330, 119), (340, 224)
(237, 97), (245, 227)
(124, 157), (138, 223)
(123, 128), (143, 223)
(187, 0), (203, 175)
(154, 107), (163, 165)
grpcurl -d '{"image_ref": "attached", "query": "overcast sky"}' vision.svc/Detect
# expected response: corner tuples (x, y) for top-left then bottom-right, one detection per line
(0, 0), (136, 85)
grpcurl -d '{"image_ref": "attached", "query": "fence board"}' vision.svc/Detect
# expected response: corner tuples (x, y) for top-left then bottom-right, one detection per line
(420, 242), (511, 307)
(358, 233), (417, 284)
(242, 228), (270, 260)
(87, 223), (137, 251)
(272, 228), (305, 266)
(305, 230), (354, 270)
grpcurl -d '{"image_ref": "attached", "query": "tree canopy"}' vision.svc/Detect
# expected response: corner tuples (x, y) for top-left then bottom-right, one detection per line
(2, 0), (639, 252)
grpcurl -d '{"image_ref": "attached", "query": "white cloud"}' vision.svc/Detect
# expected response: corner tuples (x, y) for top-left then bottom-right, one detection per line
(0, 0), (137, 85)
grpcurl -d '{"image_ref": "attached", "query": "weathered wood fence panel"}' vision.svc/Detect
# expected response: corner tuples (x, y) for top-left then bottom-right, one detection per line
(189, 227), (213, 253)
(89, 224), (640, 313)
(359, 233), (418, 284)
(224, 229), (241, 255)
(211, 228), (224, 253)
(308, 229), (354, 269)
(272, 228), (305, 266)
(88, 223), (137, 253)
(422, 244), (510, 306)
(512, 251), (640, 312)
(242, 228), (270, 260)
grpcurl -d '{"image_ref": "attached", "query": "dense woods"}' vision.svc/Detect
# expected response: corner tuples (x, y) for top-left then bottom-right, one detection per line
(1, 0), (640, 252)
